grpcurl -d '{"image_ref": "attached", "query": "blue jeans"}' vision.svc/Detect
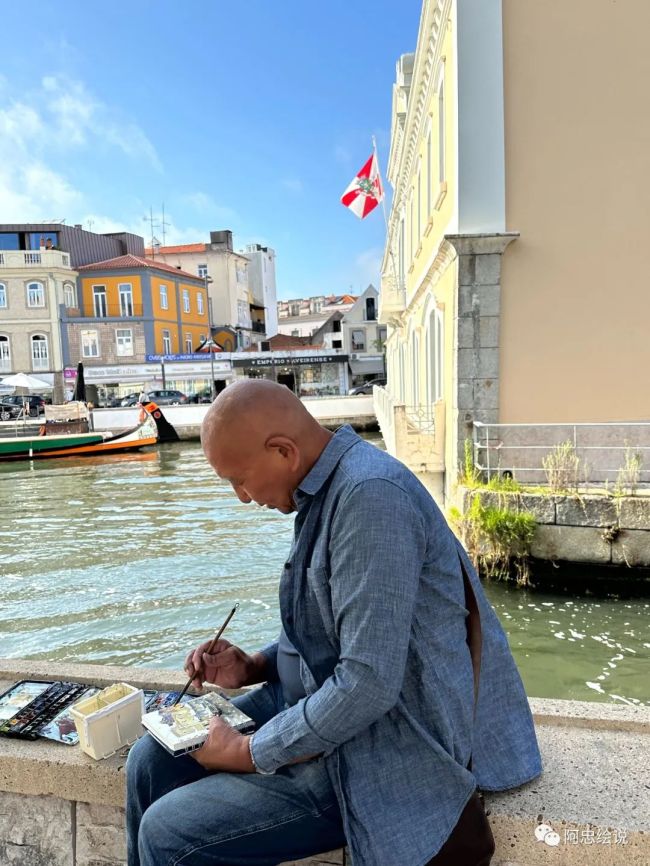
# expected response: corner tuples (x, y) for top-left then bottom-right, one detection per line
(126, 683), (346, 866)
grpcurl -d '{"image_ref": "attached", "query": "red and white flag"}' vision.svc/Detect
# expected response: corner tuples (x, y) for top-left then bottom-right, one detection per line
(340, 152), (384, 219)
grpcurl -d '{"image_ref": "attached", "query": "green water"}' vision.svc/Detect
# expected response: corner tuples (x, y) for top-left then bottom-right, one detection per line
(0, 441), (647, 707)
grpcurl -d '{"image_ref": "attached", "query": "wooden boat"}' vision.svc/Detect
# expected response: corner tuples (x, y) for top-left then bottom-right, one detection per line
(0, 401), (177, 461)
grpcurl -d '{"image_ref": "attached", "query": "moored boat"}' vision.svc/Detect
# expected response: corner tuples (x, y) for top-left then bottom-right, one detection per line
(0, 401), (176, 461)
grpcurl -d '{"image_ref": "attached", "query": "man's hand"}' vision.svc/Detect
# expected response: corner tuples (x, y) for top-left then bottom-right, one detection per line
(191, 716), (254, 772)
(184, 640), (269, 690)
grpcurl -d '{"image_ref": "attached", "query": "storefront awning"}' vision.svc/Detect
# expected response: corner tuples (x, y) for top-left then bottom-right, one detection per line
(348, 358), (384, 376)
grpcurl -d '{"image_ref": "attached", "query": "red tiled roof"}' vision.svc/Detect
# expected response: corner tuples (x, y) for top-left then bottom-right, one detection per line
(78, 254), (203, 282)
(144, 243), (206, 255)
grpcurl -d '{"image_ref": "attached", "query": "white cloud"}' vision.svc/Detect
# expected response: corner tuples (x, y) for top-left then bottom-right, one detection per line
(0, 73), (162, 222)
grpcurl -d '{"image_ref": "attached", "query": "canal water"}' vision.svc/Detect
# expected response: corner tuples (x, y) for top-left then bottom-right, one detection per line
(0, 441), (648, 707)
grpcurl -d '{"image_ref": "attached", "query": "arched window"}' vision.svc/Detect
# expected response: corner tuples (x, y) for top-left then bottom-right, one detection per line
(434, 310), (444, 401)
(31, 334), (49, 370)
(438, 72), (446, 185)
(0, 283), (6, 308)
(365, 296), (376, 321)
(26, 281), (45, 308)
(63, 282), (77, 308)
(0, 335), (11, 372)
(411, 332), (420, 406)
(399, 342), (406, 403)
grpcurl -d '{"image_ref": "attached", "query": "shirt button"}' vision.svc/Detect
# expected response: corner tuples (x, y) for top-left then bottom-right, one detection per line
(284, 561), (292, 570)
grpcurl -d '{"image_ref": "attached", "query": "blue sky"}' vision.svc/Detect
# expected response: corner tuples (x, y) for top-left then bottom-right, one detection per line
(0, 0), (422, 299)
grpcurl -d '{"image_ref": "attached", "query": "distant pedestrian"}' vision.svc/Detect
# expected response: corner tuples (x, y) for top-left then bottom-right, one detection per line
(138, 390), (147, 404)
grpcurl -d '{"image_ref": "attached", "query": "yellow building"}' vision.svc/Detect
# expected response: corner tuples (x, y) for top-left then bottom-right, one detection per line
(378, 0), (650, 502)
(72, 253), (209, 361)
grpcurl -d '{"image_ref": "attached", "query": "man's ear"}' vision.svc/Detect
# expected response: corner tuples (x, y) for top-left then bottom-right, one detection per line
(266, 435), (300, 468)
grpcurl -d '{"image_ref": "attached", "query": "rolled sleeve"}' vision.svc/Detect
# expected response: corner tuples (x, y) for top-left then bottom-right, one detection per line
(250, 479), (426, 772)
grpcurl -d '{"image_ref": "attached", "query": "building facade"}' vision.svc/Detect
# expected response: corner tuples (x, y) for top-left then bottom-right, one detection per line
(149, 231), (263, 347)
(277, 294), (357, 338)
(0, 248), (77, 401)
(241, 243), (278, 337)
(312, 286), (387, 387)
(378, 0), (650, 502)
(62, 254), (210, 402)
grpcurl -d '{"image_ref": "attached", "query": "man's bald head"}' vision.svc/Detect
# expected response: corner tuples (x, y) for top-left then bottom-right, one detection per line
(201, 379), (332, 513)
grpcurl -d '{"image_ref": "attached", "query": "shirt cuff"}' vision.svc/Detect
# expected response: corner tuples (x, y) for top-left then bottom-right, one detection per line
(248, 696), (336, 773)
(249, 733), (275, 775)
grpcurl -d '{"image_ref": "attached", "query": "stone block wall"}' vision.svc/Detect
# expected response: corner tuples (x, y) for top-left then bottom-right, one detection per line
(456, 487), (650, 568)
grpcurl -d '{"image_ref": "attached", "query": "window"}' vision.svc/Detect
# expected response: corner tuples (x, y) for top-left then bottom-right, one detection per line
(332, 339), (342, 349)
(116, 329), (133, 357)
(290, 303), (300, 317)
(332, 319), (341, 333)
(435, 311), (444, 401)
(162, 329), (172, 354)
(197, 292), (204, 315)
(185, 333), (193, 353)
(182, 289), (190, 313)
(92, 286), (107, 317)
(81, 330), (100, 358)
(438, 76), (446, 185)
(365, 297), (376, 321)
(31, 334), (48, 370)
(351, 329), (366, 352)
(27, 281), (45, 308)
(398, 216), (405, 287)
(236, 264), (246, 283)
(197, 264), (208, 279)
(417, 167), (421, 240)
(427, 127), (432, 215)
(409, 196), (414, 262)
(63, 282), (76, 308)
(118, 283), (133, 317)
(291, 329), (300, 337)
(0, 335), (10, 371)
(0, 283), (6, 308)
(160, 284), (168, 310)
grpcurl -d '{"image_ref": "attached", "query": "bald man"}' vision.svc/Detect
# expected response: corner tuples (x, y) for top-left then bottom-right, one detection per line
(126, 380), (541, 866)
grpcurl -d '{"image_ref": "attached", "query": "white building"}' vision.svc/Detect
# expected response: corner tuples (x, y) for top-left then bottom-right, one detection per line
(277, 294), (357, 338)
(241, 244), (278, 337)
(147, 231), (258, 348)
(312, 285), (386, 388)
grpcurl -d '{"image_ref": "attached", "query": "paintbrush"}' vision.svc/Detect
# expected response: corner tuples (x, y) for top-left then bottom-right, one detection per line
(172, 603), (240, 706)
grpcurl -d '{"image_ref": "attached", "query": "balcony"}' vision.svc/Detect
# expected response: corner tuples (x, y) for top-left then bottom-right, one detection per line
(373, 385), (445, 473)
(62, 303), (144, 319)
(0, 250), (72, 269)
(378, 271), (406, 323)
(251, 321), (266, 334)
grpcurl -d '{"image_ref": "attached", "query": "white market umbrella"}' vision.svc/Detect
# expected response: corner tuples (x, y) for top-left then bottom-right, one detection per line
(0, 372), (53, 391)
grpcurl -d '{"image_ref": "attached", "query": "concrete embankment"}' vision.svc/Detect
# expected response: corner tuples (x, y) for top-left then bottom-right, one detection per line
(0, 659), (648, 865)
(92, 394), (378, 439)
(456, 486), (650, 586)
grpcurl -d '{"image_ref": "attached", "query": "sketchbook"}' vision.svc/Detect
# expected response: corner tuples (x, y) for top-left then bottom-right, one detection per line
(141, 691), (254, 756)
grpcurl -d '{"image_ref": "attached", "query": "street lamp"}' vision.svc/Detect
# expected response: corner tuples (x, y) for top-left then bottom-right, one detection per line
(204, 337), (218, 401)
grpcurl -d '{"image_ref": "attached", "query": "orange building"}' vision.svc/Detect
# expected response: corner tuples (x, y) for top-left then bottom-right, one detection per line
(73, 254), (209, 359)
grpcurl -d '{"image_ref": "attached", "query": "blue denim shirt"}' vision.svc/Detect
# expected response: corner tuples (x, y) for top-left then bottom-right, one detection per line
(252, 426), (542, 866)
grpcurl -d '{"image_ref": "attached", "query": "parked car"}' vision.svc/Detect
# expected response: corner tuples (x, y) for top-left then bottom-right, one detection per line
(348, 378), (386, 396)
(0, 399), (22, 421)
(143, 389), (188, 405)
(120, 393), (141, 407)
(0, 394), (46, 417)
(187, 390), (214, 404)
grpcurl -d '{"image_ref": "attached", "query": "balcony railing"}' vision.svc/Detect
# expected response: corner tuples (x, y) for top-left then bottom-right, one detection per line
(0, 250), (72, 268)
(74, 304), (144, 318)
(251, 321), (266, 333)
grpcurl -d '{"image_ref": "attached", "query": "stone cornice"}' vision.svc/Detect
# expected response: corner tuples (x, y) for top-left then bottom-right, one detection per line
(445, 232), (519, 256)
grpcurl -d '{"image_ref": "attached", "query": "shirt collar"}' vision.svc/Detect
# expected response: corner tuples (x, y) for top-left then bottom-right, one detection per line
(294, 425), (359, 502)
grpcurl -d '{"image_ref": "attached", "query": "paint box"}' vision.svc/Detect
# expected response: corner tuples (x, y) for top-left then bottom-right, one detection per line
(70, 682), (144, 760)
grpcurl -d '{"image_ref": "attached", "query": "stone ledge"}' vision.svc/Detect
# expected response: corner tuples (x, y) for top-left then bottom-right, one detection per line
(0, 661), (648, 865)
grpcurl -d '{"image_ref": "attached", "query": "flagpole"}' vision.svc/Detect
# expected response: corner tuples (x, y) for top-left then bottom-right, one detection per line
(372, 135), (403, 302)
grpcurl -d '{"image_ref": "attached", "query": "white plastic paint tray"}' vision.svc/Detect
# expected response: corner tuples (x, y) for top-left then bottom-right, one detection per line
(69, 682), (144, 760)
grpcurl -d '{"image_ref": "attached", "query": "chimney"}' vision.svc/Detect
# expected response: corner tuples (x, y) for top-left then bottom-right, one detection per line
(209, 230), (233, 251)
(74, 224), (83, 230)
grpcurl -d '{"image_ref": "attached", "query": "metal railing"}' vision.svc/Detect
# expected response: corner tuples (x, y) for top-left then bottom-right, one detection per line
(473, 421), (650, 484)
(76, 304), (144, 318)
(405, 404), (436, 434)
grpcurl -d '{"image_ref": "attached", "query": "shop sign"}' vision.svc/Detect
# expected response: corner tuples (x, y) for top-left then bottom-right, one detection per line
(233, 354), (348, 368)
(146, 353), (223, 362)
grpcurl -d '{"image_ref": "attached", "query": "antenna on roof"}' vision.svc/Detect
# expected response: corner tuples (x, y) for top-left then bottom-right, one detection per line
(160, 202), (171, 246)
(143, 206), (161, 257)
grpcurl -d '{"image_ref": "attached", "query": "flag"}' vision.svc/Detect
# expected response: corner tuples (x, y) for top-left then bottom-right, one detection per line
(341, 152), (384, 219)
